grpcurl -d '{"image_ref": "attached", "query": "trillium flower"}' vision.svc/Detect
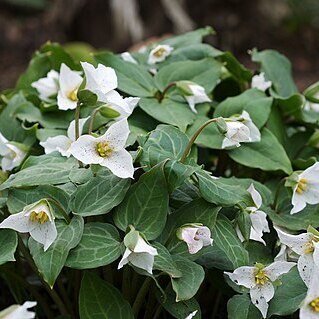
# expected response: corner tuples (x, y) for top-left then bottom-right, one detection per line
(31, 70), (59, 102)
(0, 301), (36, 319)
(118, 228), (158, 274)
(236, 184), (270, 245)
(225, 261), (295, 318)
(69, 118), (134, 178)
(57, 63), (83, 111)
(120, 52), (138, 64)
(184, 310), (198, 319)
(0, 199), (57, 251)
(300, 265), (319, 319)
(0, 133), (27, 171)
(288, 162), (319, 214)
(177, 224), (213, 254)
(222, 111), (261, 149)
(40, 117), (89, 157)
(176, 81), (211, 113)
(275, 226), (319, 286)
(148, 44), (173, 64)
(251, 73), (272, 92)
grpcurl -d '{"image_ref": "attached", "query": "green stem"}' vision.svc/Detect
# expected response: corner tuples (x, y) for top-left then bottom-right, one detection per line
(159, 81), (176, 102)
(88, 108), (101, 135)
(46, 198), (71, 224)
(121, 266), (131, 301)
(153, 305), (163, 319)
(273, 178), (286, 211)
(180, 118), (219, 163)
(74, 101), (83, 168)
(132, 277), (152, 317)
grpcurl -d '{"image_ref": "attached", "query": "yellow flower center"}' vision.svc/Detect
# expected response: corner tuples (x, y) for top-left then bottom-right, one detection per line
(96, 142), (113, 158)
(29, 211), (49, 224)
(67, 89), (78, 102)
(296, 178), (308, 194)
(153, 48), (167, 58)
(254, 269), (269, 285)
(309, 297), (319, 312)
(304, 241), (315, 254)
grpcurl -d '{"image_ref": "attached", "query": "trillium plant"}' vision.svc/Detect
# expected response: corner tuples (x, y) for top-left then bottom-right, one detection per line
(1, 27), (319, 319)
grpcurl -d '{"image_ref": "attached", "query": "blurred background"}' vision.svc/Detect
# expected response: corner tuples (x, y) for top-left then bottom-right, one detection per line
(1, 0), (319, 91)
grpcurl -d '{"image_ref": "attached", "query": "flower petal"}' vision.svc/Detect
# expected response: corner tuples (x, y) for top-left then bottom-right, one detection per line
(247, 183), (262, 208)
(196, 226), (213, 246)
(29, 221), (57, 251)
(67, 117), (90, 141)
(57, 92), (77, 111)
(40, 135), (72, 157)
(128, 252), (155, 274)
(250, 282), (274, 318)
(225, 266), (256, 289)
(121, 52), (138, 64)
(0, 212), (30, 233)
(118, 248), (132, 269)
(103, 119), (130, 150)
(298, 253), (315, 287)
(59, 63), (83, 97)
(134, 237), (158, 255)
(264, 261), (295, 281)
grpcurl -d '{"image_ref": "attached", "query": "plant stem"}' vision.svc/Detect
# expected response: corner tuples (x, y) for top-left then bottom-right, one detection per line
(159, 81), (176, 102)
(153, 305), (163, 319)
(132, 277), (152, 317)
(88, 108), (101, 135)
(273, 178), (286, 211)
(121, 266), (131, 301)
(74, 101), (83, 168)
(180, 118), (219, 163)
(46, 198), (71, 224)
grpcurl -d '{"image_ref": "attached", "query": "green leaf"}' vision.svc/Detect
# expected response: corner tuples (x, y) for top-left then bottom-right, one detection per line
(267, 267), (307, 317)
(214, 89), (273, 128)
(79, 272), (134, 319)
(227, 294), (262, 319)
(0, 230), (18, 265)
(213, 215), (249, 269)
(66, 223), (121, 269)
(94, 51), (155, 97)
(113, 162), (169, 240)
(70, 168), (130, 217)
(229, 128), (293, 174)
(251, 49), (298, 99)
(28, 215), (84, 287)
(171, 255), (205, 302)
(139, 97), (195, 132)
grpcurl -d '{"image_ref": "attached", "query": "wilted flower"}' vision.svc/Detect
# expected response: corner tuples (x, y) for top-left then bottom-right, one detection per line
(40, 117), (89, 157)
(287, 162), (319, 214)
(148, 44), (173, 64)
(225, 261), (295, 318)
(0, 200), (57, 251)
(251, 73), (272, 92)
(0, 301), (36, 319)
(121, 52), (138, 64)
(177, 224), (213, 254)
(236, 184), (270, 245)
(57, 63), (83, 111)
(176, 81), (211, 113)
(275, 226), (319, 286)
(0, 133), (27, 171)
(69, 118), (134, 178)
(31, 70), (59, 102)
(118, 228), (158, 274)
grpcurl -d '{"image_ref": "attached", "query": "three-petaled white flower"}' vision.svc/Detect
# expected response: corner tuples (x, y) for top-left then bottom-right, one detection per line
(69, 119), (134, 178)
(222, 111), (261, 149)
(287, 162), (319, 214)
(275, 226), (319, 287)
(0, 133), (27, 171)
(40, 117), (89, 157)
(176, 224), (213, 254)
(300, 265), (319, 319)
(236, 184), (270, 245)
(57, 63), (83, 111)
(121, 52), (138, 64)
(31, 70), (59, 102)
(118, 228), (158, 274)
(251, 73), (272, 92)
(176, 81), (211, 113)
(0, 301), (36, 319)
(225, 261), (295, 318)
(0, 199), (57, 251)
(148, 44), (173, 64)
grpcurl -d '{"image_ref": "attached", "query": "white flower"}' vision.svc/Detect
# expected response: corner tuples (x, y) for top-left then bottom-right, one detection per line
(31, 70), (59, 102)
(0, 133), (27, 171)
(57, 63), (83, 111)
(0, 200), (57, 251)
(118, 229), (158, 274)
(236, 184), (270, 245)
(0, 301), (36, 319)
(289, 162), (319, 214)
(222, 111), (261, 149)
(185, 310), (198, 319)
(121, 52), (138, 64)
(275, 226), (319, 287)
(40, 117), (89, 157)
(148, 44), (173, 64)
(69, 118), (134, 178)
(304, 92), (319, 112)
(225, 261), (295, 318)
(300, 265), (319, 319)
(177, 224), (213, 254)
(251, 73), (272, 92)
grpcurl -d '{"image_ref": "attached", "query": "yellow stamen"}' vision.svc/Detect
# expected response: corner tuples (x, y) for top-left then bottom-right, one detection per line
(309, 297), (319, 312)
(304, 242), (315, 254)
(67, 89), (78, 102)
(29, 211), (49, 224)
(96, 142), (113, 158)
(153, 48), (167, 58)
(254, 269), (269, 285)
(296, 178), (308, 194)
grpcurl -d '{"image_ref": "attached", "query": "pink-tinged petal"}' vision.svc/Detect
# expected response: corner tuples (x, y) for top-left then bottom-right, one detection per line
(103, 119), (130, 150)
(250, 282), (274, 318)
(134, 237), (158, 255)
(247, 184), (262, 208)
(100, 149), (134, 179)
(118, 248), (132, 269)
(264, 261), (296, 281)
(57, 92), (77, 111)
(30, 221), (57, 251)
(67, 117), (90, 141)
(0, 212), (30, 233)
(196, 226), (213, 246)
(225, 266), (256, 289)
(128, 252), (155, 274)
(298, 253), (315, 287)
(40, 135), (72, 157)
